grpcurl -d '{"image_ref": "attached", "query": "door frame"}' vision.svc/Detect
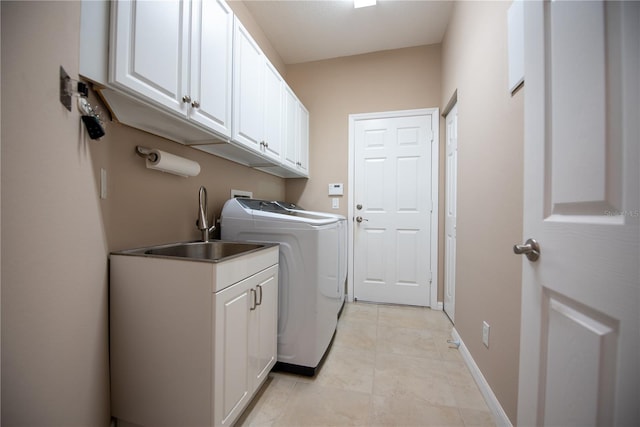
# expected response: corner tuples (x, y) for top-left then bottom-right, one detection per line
(443, 98), (458, 322)
(347, 108), (440, 308)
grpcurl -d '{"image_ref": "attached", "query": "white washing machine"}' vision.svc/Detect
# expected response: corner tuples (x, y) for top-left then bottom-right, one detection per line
(220, 198), (346, 376)
(274, 201), (347, 317)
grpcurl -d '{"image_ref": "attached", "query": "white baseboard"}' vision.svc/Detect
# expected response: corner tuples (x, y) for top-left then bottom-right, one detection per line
(433, 301), (444, 310)
(451, 328), (513, 427)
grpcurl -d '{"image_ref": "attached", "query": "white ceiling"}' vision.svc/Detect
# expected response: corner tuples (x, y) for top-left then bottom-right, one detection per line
(241, 0), (454, 65)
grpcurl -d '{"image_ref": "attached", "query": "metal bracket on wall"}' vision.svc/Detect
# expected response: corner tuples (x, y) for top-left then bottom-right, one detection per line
(59, 66), (88, 111)
(59, 66), (105, 139)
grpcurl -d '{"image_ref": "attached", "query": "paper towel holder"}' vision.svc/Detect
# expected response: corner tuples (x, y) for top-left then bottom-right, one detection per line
(135, 146), (158, 162)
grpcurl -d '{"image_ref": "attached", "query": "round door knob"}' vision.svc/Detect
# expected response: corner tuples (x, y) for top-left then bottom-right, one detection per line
(182, 95), (192, 104)
(513, 238), (540, 262)
(191, 100), (200, 108)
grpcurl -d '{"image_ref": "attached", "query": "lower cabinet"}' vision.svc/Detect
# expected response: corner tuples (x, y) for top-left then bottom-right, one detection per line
(214, 265), (278, 426)
(109, 253), (278, 427)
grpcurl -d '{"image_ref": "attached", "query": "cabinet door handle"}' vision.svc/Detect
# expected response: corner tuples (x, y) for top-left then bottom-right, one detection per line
(250, 288), (257, 311)
(182, 95), (191, 104)
(256, 284), (263, 306)
(191, 100), (200, 108)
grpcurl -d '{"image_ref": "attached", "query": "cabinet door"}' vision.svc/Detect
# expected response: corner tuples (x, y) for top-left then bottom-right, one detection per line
(297, 103), (310, 175)
(189, 0), (233, 137)
(262, 61), (283, 161)
(232, 18), (264, 152)
(214, 280), (252, 426)
(251, 267), (278, 387)
(110, 0), (189, 115)
(282, 85), (299, 170)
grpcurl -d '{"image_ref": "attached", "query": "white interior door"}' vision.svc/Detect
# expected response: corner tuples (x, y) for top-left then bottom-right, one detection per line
(351, 110), (438, 307)
(444, 103), (458, 322)
(518, 2), (639, 426)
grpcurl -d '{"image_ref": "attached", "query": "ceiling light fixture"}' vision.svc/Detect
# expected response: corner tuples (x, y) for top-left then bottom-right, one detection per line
(354, 0), (377, 9)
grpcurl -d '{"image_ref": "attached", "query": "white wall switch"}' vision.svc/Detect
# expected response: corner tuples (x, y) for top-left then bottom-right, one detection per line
(482, 321), (490, 348)
(328, 183), (344, 196)
(332, 198), (339, 209)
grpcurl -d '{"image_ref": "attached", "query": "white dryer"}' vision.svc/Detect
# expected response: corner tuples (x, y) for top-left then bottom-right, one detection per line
(220, 198), (345, 376)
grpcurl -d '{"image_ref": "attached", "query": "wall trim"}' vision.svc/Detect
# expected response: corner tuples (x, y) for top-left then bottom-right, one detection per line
(347, 108), (440, 308)
(442, 89), (458, 117)
(451, 328), (513, 427)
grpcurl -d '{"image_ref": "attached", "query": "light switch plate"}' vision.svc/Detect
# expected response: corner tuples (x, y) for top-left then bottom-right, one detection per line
(332, 198), (339, 209)
(482, 321), (490, 348)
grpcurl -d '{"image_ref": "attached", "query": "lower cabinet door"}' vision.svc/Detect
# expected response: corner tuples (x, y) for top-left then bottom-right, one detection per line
(214, 279), (252, 426)
(252, 268), (279, 386)
(213, 265), (278, 426)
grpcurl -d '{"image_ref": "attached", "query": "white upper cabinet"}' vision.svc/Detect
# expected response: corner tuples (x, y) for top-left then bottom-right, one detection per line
(282, 85), (299, 171)
(109, 0), (232, 138)
(262, 61), (283, 162)
(89, 0), (308, 177)
(232, 17), (283, 162)
(189, 0), (233, 137)
(297, 103), (310, 175)
(110, 0), (190, 114)
(232, 17), (264, 152)
(282, 85), (309, 177)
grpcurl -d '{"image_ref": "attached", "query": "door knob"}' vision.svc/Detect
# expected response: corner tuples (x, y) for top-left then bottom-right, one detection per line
(356, 204), (363, 210)
(513, 238), (540, 262)
(355, 216), (368, 223)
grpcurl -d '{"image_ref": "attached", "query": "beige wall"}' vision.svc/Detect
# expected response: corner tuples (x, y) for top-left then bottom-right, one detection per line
(285, 45), (442, 216)
(89, 103), (285, 252)
(1, 1), (110, 424)
(1, 1), (285, 425)
(441, 1), (524, 423)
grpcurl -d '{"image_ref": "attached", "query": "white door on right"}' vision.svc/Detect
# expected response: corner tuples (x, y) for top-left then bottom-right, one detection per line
(518, 2), (639, 426)
(352, 111), (436, 307)
(444, 103), (458, 323)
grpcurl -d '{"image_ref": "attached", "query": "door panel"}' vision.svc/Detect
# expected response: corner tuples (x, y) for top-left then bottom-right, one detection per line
(542, 293), (618, 426)
(518, 2), (639, 425)
(353, 113), (436, 306)
(111, 0), (189, 113)
(189, 0), (233, 136)
(232, 18), (264, 150)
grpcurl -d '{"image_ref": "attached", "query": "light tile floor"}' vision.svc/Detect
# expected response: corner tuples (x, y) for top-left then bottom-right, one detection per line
(237, 303), (496, 427)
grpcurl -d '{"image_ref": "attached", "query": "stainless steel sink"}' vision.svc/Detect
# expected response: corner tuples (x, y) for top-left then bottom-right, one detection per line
(115, 240), (271, 263)
(145, 241), (264, 261)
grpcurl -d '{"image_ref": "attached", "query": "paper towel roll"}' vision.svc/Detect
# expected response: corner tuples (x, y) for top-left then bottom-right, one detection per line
(146, 149), (201, 177)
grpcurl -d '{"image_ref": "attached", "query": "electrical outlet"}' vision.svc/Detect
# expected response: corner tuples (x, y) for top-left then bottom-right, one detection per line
(482, 321), (490, 348)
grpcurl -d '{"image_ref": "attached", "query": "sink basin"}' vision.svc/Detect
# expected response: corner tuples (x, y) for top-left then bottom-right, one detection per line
(113, 240), (273, 263)
(144, 241), (265, 261)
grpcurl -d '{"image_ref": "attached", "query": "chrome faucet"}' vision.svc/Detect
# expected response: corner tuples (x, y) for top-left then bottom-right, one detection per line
(197, 186), (216, 242)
